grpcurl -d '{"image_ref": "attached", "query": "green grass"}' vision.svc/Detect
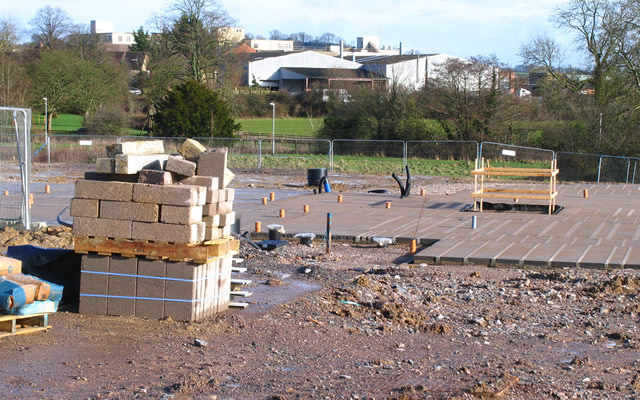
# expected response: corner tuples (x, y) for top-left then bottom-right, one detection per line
(32, 113), (85, 133)
(236, 117), (323, 137)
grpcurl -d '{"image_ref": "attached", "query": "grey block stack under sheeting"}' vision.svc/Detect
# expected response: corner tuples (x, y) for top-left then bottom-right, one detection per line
(74, 139), (237, 321)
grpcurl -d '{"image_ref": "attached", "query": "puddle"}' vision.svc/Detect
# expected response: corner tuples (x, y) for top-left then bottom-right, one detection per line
(231, 277), (321, 318)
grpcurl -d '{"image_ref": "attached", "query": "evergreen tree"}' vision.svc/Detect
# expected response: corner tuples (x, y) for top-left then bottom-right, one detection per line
(152, 80), (240, 137)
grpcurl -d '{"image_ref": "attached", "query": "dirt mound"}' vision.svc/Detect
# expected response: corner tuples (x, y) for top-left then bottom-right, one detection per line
(0, 225), (73, 253)
(585, 275), (640, 296)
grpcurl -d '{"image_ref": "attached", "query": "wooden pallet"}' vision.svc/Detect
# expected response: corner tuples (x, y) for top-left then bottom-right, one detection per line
(0, 313), (51, 338)
(74, 236), (240, 263)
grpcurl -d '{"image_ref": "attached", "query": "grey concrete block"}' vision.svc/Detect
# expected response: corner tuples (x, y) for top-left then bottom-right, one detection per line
(136, 259), (166, 319)
(96, 158), (115, 173)
(107, 256), (137, 316)
(133, 183), (206, 206)
(160, 205), (203, 225)
(100, 200), (159, 223)
(165, 155), (196, 177)
(115, 154), (170, 174)
(70, 198), (99, 218)
(197, 148), (227, 187)
(178, 138), (206, 161)
(73, 217), (132, 239)
(75, 180), (134, 202)
(132, 221), (200, 243)
(138, 169), (175, 185)
(107, 140), (165, 157)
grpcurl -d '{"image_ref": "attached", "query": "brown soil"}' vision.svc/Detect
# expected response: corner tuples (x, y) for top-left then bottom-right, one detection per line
(1, 166), (639, 399)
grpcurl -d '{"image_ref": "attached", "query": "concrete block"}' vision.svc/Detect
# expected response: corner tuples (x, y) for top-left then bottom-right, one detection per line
(224, 168), (235, 188)
(132, 222), (200, 243)
(133, 183), (206, 206)
(165, 155), (196, 177)
(217, 201), (233, 215)
(164, 261), (198, 321)
(207, 189), (220, 203)
(107, 256), (137, 316)
(177, 175), (218, 191)
(115, 154), (170, 174)
(160, 205), (203, 225)
(83, 172), (139, 183)
(79, 255), (109, 315)
(75, 180), (134, 202)
(138, 169), (175, 185)
(203, 214), (220, 228)
(219, 212), (235, 227)
(202, 202), (218, 216)
(106, 140), (165, 157)
(204, 226), (221, 241)
(100, 201), (159, 223)
(179, 138), (206, 161)
(197, 221), (205, 242)
(96, 158), (115, 173)
(70, 198), (99, 218)
(221, 225), (231, 237)
(73, 217), (132, 239)
(136, 259), (166, 319)
(197, 148), (227, 187)
(224, 188), (235, 202)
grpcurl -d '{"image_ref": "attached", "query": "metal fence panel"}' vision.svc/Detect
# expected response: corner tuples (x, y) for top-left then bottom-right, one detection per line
(195, 137), (261, 169)
(43, 135), (119, 164)
(0, 108), (31, 228)
(599, 155), (632, 183)
(556, 152), (601, 182)
(479, 142), (554, 166)
(331, 139), (405, 174)
(259, 138), (331, 170)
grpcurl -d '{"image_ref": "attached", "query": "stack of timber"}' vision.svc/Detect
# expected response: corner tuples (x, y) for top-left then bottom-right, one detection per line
(73, 139), (239, 321)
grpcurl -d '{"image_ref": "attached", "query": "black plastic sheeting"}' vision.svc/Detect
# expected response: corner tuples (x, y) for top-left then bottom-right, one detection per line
(6, 245), (81, 305)
(463, 202), (564, 215)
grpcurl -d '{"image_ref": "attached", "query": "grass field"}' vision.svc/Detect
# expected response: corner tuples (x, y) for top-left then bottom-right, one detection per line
(236, 117), (323, 137)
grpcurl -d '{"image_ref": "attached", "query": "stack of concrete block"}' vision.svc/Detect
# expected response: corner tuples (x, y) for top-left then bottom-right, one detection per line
(74, 139), (237, 321)
(79, 253), (232, 321)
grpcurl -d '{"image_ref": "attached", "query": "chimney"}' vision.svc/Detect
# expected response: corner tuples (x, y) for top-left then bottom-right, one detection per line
(340, 41), (343, 59)
(399, 42), (403, 55)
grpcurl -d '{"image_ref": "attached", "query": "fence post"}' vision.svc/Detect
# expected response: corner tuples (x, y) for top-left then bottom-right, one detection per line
(633, 160), (638, 184)
(258, 140), (262, 169)
(597, 156), (603, 184)
(478, 142), (483, 160)
(403, 141), (407, 169)
(626, 158), (631, 184)
(330, 140), (334, 173)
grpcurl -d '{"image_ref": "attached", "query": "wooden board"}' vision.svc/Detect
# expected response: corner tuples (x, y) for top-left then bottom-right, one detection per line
(0, 313), (51, 338)
(74, 236), (239, 262)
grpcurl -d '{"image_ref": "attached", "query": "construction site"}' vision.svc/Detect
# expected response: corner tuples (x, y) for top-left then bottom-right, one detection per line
(1, 111), (640, 399)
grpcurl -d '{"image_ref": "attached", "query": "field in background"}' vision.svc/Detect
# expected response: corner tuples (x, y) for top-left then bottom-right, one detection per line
(236, 118), (323, 138)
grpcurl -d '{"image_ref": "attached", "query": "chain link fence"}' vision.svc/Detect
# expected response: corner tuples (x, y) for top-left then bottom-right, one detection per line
(556, 152), (639, 183)
(0, 108), (31, 228)
(479, 142), (555, 166)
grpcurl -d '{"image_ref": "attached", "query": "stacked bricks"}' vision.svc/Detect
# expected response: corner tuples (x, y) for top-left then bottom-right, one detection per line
(79, 253), (233, 320)
(74, 139), (237, 321)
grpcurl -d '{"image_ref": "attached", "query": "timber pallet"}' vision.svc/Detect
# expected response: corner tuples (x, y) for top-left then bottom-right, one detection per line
(0, 313), (51, 338)
(74, 236), (239, 263)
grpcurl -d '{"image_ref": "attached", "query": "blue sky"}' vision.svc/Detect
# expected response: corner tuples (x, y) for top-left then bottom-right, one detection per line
(4, 0), (575, 67)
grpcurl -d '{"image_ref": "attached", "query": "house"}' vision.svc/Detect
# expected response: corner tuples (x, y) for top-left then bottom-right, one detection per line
(218, 27), (245, 43)
(265, 67), (386, 92)
(91, 20), (134, 52)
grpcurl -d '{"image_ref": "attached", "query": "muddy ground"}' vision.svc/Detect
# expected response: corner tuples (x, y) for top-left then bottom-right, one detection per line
(1, 167), (639, 399)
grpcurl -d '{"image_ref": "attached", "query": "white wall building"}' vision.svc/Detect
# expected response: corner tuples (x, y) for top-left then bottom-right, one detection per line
(219, 27), (245, 43)
(359, 55), (427, 90)
(246, 51), (361, 89)
(244, 39), (294, 52)
(90, 20), (134, 46)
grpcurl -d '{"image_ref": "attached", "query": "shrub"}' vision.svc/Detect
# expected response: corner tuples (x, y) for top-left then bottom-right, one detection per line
(83, 107), (130, 135)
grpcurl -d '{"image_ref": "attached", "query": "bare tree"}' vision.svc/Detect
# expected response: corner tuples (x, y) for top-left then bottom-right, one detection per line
(268, 30), (287, 40)
(29, 6), (72, 49)
(0, 54), (30, 107)
(0, 16), (20, 49)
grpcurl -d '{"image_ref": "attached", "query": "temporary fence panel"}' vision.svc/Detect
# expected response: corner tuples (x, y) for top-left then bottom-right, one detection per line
(331, 139), (405, 174)
(43, 135), (118, 165)
(195, 137), (261, 169)
(0, 108), (31, 228)
(259, 139), (331, 170)
(406, 140), (478, 176)
(556, 152), (601, 183)
(479, 142), (555, 166)
(599, 155), (633, 184)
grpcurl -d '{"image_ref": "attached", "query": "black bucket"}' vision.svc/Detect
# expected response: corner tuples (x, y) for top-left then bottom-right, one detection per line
(268, 229), (282, 241)
(307, 168), (327, 186)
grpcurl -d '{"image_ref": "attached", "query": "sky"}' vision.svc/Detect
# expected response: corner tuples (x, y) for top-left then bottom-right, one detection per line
(3, 0), (577, 67)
